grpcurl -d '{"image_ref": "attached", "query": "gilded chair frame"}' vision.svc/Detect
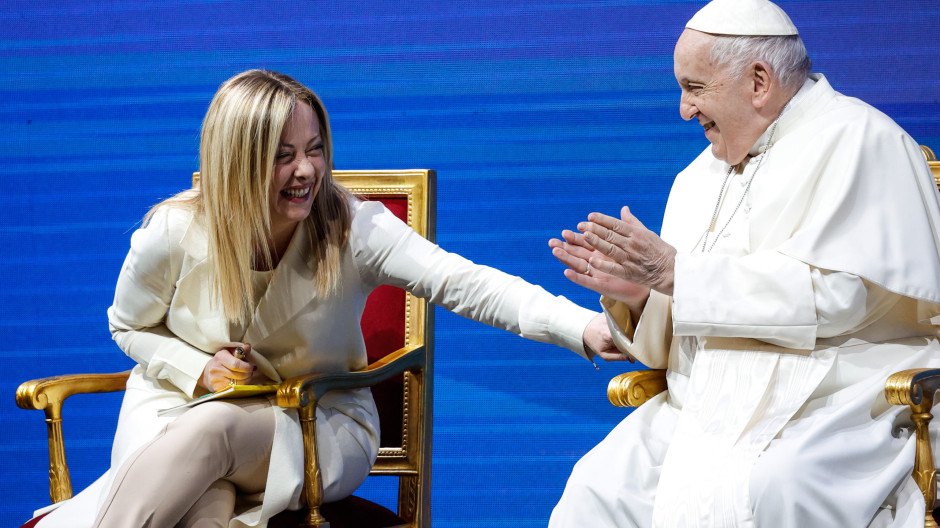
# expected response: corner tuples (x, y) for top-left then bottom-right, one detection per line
(16, 168), (437, 528)
(607, 147), (940, 528)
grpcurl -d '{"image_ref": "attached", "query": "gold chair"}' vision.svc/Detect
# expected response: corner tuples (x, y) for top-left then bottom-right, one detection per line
(16, 169), (437, 528)
(607, 146), (940, 528)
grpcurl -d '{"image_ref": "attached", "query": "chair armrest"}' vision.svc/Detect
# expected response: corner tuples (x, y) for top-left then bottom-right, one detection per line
(16, 371), (131, 417)
(277, 344), (425, 409)
(885, 368), (940, 408)
(607, 369), (667, 408)
(15, 370), (131, 503)
(886, 368), (940, 523)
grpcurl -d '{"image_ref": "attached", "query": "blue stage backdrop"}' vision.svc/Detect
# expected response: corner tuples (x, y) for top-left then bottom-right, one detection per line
(1, 1), (937, 526)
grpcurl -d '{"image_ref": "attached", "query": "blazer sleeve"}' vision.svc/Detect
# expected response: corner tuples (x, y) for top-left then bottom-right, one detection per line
(349, 200), (596, 358)
(107, 207), (212, 396)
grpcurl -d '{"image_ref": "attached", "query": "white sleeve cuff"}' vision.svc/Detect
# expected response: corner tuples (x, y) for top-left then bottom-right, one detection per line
(601, 292), (671, 369)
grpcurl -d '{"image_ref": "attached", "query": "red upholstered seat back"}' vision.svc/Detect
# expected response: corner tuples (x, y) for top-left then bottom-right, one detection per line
(360, 196), (408, 447)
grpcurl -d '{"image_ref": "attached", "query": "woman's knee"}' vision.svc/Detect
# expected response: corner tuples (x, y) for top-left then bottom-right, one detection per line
(168, 403), (241, 447)
(163, 400), (275, 465)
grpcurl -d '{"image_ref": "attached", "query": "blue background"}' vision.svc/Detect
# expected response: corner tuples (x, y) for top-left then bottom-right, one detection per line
(2, 1), (938, 526)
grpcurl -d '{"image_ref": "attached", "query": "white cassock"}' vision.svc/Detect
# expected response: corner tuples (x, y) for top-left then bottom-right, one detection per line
(550, 74), (940, 528)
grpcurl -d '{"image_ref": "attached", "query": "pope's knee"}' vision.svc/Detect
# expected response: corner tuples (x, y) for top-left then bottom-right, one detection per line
(749, 442), (814, 514)
(553, 448), (617, 511)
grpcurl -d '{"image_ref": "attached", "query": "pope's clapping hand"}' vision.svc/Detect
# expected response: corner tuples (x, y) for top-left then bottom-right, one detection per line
(550, 206), (677, 321)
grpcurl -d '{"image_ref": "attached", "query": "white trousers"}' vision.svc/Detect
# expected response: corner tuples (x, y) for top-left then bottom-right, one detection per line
(93, 398), (275, 528)
(35, 397), (374, 528)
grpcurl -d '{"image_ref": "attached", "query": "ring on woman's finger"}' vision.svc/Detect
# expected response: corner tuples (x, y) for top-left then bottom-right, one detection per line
(585, 262), (592, 276)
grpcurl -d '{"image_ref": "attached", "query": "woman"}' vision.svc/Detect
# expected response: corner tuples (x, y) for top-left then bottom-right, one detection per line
(32, 69), (620, 527)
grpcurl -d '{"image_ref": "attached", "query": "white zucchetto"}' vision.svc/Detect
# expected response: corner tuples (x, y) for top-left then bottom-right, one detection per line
(686, 0), (798, 36)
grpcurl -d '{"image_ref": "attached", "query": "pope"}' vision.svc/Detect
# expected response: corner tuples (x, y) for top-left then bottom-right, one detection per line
(548, 0), (940, 526)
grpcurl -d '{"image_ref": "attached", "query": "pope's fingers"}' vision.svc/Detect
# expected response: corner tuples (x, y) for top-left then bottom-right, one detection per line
(579, 220), (629, 247)
(560, 229), (596, 250)
(552, 246), (588, 272)
(587, 208), (645, 235)
(618, 205), (642, 221)
(581, 228), (628, 262)
(585, 211), (617, 226)
(585, 255), (626, 280)
(586, 211), (630, 232)
(553, 237), (596, 262)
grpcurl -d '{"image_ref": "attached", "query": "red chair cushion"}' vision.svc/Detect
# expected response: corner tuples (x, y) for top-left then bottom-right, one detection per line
(360, 195), (409, 448)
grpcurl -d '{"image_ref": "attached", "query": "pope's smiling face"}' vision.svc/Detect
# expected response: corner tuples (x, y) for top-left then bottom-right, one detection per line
(674, 29), (764, 166)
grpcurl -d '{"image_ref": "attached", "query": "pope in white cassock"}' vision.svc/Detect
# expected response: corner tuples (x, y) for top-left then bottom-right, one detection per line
(547, 0), (940, 526)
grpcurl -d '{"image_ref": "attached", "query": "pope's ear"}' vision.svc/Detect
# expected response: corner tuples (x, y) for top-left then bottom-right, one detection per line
(750, 61), (773, 108)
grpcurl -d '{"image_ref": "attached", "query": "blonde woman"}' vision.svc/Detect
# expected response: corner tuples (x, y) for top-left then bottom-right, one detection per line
(30, 69), (622, 528)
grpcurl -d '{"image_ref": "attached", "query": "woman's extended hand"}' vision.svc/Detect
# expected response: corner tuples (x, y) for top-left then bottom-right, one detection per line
(582, 313), (635, 362)
(198, 343), (273, 392)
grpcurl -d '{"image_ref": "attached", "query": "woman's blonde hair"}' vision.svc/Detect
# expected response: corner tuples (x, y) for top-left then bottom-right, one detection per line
(148, 69), (351, 325)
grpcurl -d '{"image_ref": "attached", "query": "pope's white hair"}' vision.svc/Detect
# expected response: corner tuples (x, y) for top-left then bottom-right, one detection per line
(710, 34), (812, 91)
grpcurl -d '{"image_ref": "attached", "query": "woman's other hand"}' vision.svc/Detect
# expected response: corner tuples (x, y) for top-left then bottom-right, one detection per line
(198, 343), (273, 392)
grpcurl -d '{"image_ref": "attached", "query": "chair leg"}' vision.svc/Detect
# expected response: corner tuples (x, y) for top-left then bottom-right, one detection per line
(396, 475), (419, 524)
(910, 407), (938, 528)
(299, 404), (330, 528)
(44, 408), (73, 503)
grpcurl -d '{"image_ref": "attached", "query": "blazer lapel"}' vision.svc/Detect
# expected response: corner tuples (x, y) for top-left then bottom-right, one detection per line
(243, 223), (319, 345)
(174, 216), (232, 346)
